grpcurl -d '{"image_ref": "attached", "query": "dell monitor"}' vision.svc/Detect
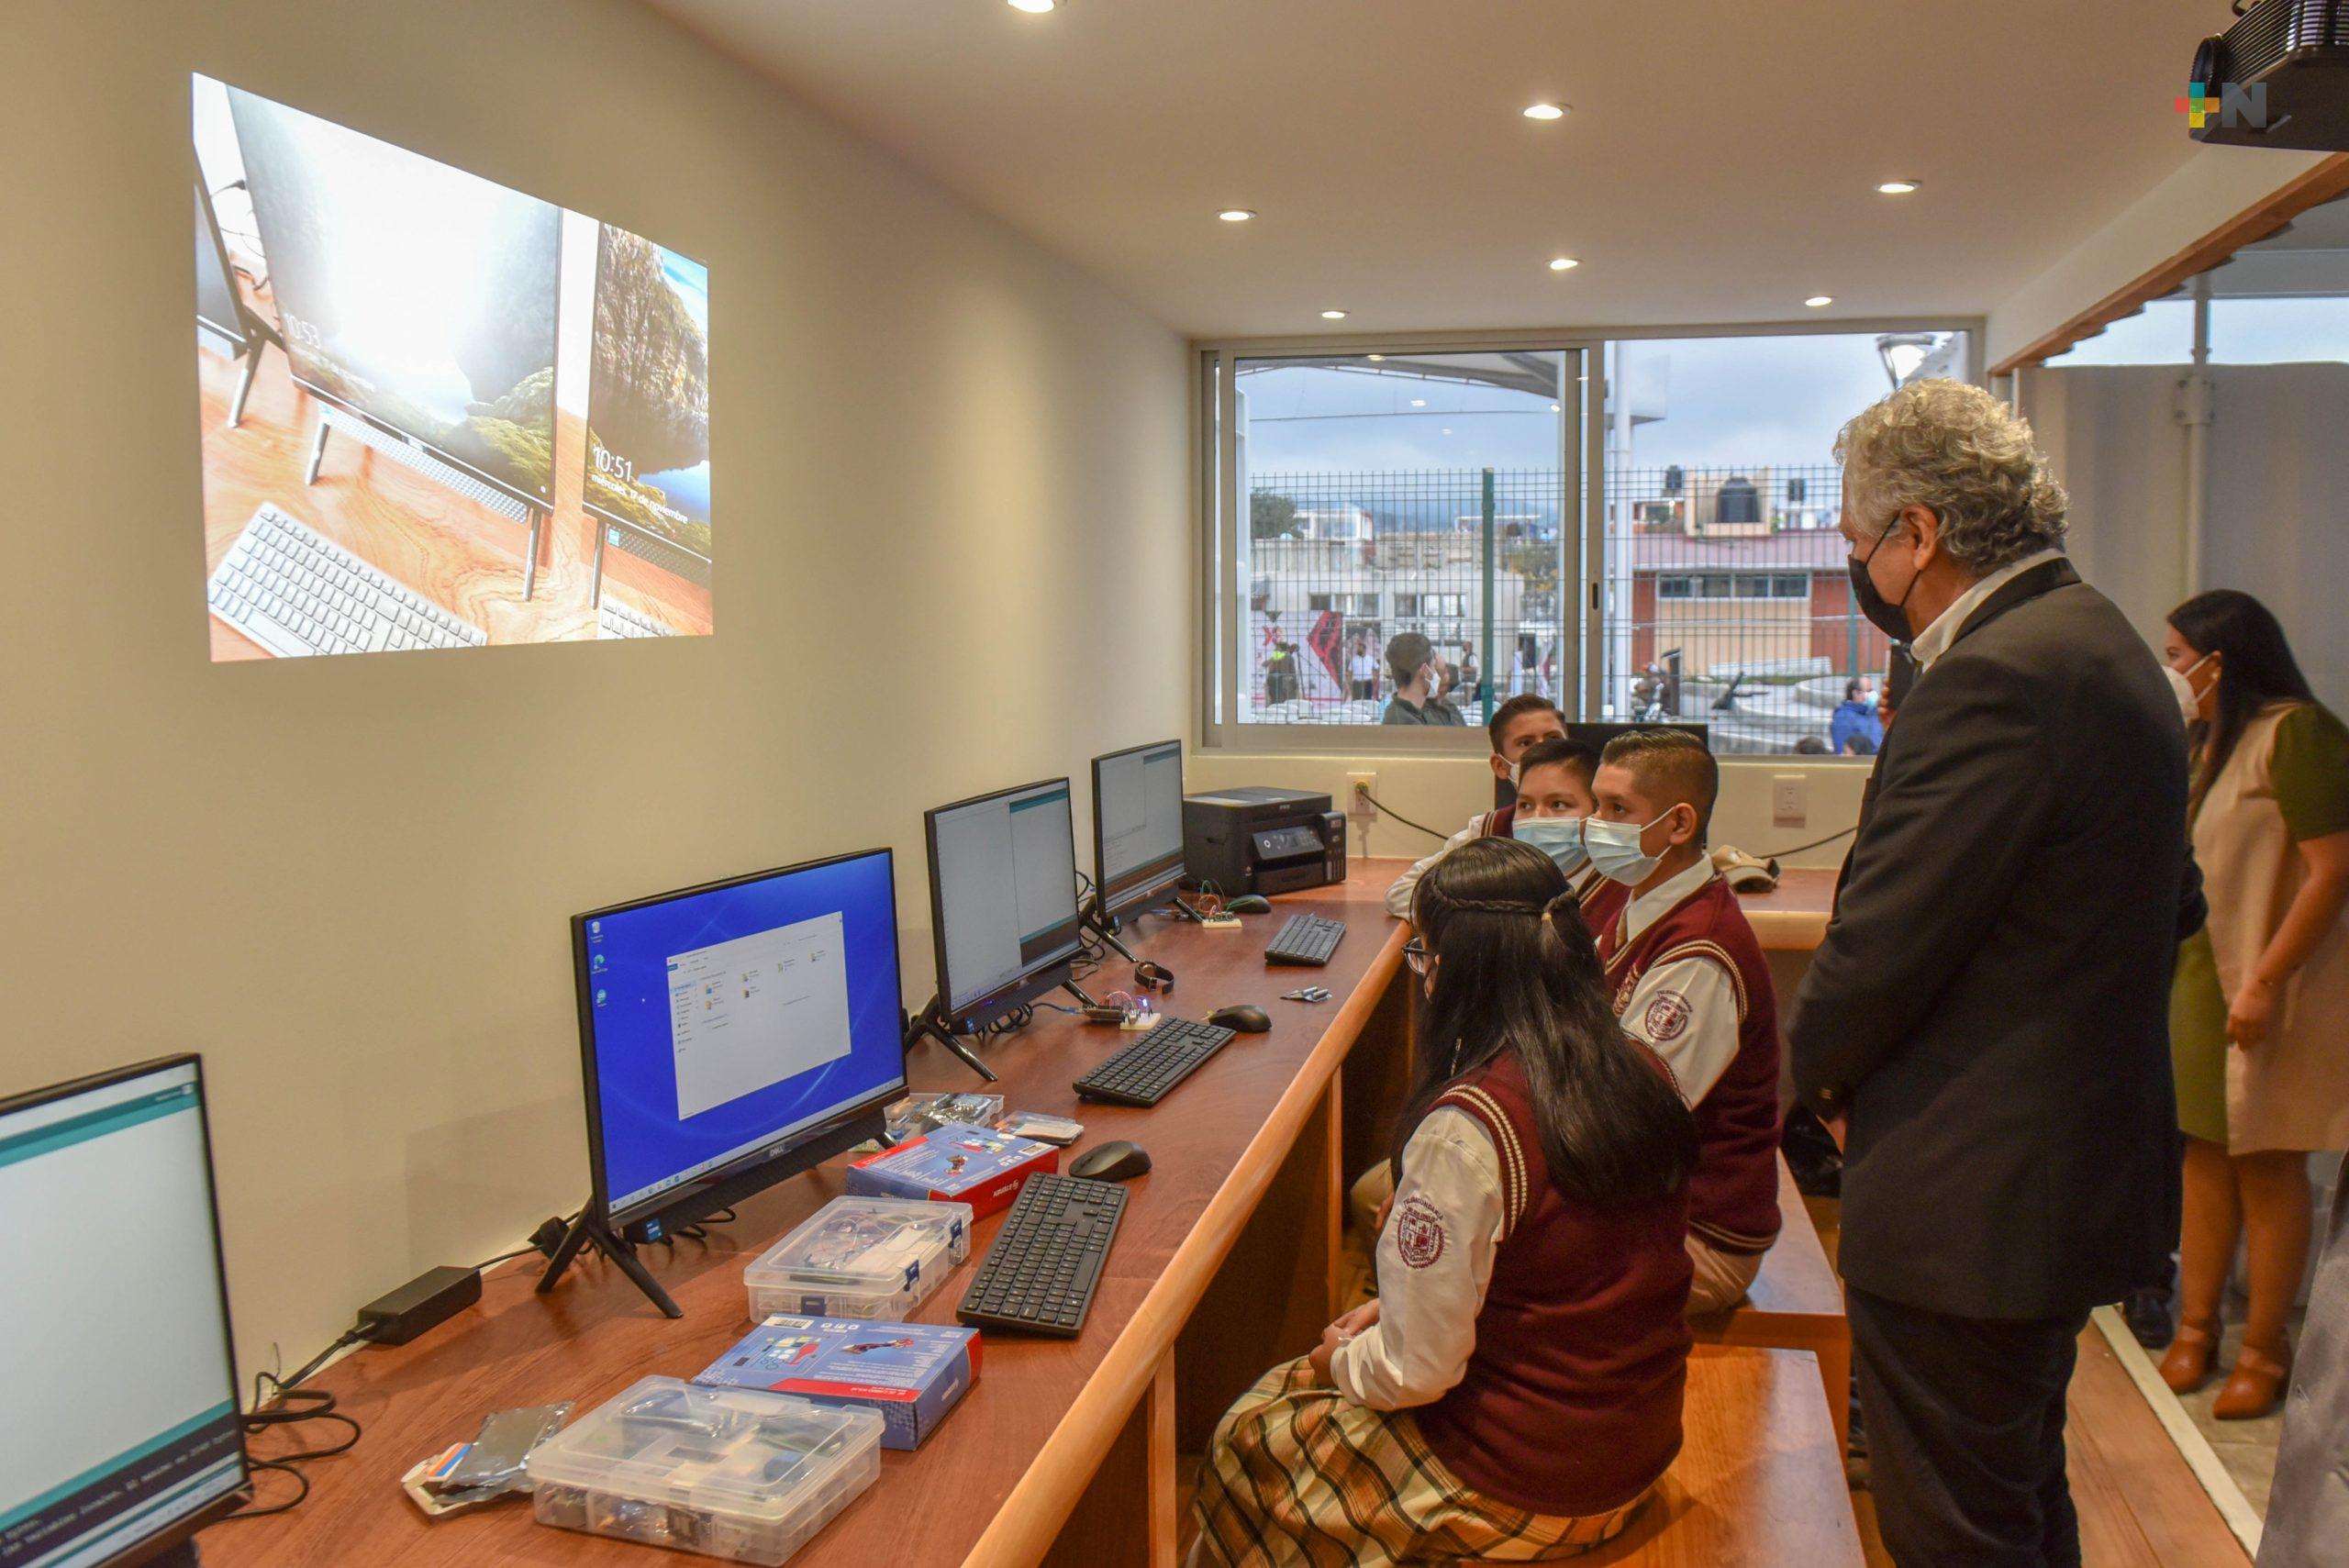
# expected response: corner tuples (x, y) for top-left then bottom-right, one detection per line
(922, 779), (1085, 1046)
(540, 849), (910, 1317)
(1, 1056), (248, 1568)
(1090, 740), (1187, 922)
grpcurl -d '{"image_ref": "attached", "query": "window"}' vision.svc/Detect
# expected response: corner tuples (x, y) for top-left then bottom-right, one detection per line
(1220, 349), (1576, 730)
(1208, 328), (1970, 753)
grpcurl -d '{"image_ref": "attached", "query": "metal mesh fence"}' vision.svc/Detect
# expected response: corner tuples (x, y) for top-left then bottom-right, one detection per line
(1241, 462), (1897, 754)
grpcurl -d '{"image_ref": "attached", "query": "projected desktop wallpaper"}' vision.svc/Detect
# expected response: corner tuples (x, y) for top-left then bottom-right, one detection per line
(192, 75), (716, 659)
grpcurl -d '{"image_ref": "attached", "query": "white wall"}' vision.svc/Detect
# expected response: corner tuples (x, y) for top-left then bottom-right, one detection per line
(2026, 361), (2349, 705)
(0, 0), (1187, 1385)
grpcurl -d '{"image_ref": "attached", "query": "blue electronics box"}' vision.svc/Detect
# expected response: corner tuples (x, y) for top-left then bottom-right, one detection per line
(842, 1121), (1058, 1218)
(694, 1315), (981, 1451)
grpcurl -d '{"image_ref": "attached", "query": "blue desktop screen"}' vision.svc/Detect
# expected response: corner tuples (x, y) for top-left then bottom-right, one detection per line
(582, 851), (907, 1219)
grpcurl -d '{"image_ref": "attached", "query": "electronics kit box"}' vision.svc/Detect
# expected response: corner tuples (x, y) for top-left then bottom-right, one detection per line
(742, 1195), (973, 1322)
(695, 1315), (981, 1451)
(842, 1121), (1057, 1218)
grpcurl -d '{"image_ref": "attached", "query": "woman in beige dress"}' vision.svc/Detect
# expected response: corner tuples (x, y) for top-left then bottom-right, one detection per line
(2156, 590), (2349, 1419)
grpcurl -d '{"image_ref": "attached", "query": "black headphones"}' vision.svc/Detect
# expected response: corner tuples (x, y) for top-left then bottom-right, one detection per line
(1132, 961), (1174, 995)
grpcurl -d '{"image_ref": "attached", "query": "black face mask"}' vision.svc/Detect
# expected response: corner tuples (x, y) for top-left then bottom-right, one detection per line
(1849, 519), (1920, 641)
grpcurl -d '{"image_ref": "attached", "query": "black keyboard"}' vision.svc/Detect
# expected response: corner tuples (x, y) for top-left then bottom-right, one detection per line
(1264, 913), (1346, 966)
(1071, 1015), (1236, 1106)
(955, 1173), (1128, 1337)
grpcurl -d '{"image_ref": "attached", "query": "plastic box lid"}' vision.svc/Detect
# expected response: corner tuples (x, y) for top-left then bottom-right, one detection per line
(527, 1376), (882, 1521)
(744, 1195), (972, 1310)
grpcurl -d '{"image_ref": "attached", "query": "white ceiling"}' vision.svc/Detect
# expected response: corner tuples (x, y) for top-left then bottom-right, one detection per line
(647, 0), (2224, 339)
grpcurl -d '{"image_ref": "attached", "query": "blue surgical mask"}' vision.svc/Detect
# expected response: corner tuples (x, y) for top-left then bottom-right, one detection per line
(1581, 809), (1679, 886)
(1513, 816), (1589, 877)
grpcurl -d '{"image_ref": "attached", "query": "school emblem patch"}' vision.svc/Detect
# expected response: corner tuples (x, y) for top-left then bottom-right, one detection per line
(1643, 991), (1693, 1042)
(1396, 1195), (1447, 1269)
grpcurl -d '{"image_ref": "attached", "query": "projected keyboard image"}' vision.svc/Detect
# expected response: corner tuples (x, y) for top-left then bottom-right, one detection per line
(206, 504), (487, 656)
(955, 1173), (1128, 1337)
(597, 596), (679, 639)
(1264, 913), (1347, 966)
(1072, 1016), (1236, 1106)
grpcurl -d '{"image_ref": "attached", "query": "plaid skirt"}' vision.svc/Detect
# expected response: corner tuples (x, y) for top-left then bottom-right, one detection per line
(1190, 1359), (1650, 1567)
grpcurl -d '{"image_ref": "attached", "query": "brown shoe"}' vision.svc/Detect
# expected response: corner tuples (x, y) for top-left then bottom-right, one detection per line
(2212, 1340), (2292, 1420)
(2158, 1319), (2220, 1395)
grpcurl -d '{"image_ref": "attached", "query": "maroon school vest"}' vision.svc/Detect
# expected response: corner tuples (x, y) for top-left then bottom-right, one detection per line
(1582, 873), (1783, 1254)
(1412, 1050), (1692, 1517)
(1476, 804), (1517, 839)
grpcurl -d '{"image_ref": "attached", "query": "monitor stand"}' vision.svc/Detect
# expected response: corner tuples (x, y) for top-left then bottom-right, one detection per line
(153, 1542), (202, 1568)
(535, 1210), (682, 1319)
(305, 404), (547, 599)
(905, 998), (999, 1084)
(1081, 897), (1140, 963)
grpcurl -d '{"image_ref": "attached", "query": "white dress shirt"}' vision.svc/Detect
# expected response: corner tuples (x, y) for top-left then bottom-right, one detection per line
(1908, 548), (2066, 670)
(1606, 859), (1744, 1106)
(1330, 1106), (1505, 1409)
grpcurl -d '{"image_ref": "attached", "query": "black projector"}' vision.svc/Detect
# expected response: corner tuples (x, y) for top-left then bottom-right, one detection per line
(2191, 0), (2349, 150)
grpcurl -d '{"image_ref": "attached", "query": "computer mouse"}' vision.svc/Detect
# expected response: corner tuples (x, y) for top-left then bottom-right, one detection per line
(1208, 1004), (1273, 1034)
(1226, 895), (1273, 915)
(1069, 1140), (1152, 1183)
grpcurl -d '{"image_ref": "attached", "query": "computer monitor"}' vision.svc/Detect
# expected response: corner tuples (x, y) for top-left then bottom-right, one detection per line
(1090, 739), (1187, 921)
(226, 82), (561, 516)
(584, 222), (715, 598)
(925, 778), (1084, 1030)
(0, 1056), (248, 1568)
(544, 850), (909, 1316)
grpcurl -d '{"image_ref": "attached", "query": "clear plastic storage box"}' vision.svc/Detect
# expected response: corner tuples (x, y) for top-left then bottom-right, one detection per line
(743, 1195), (973, 1321)
(529, 1377), (882, 1566)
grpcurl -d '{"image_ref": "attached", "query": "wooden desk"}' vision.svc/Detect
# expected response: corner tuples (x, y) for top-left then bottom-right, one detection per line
(212, 866), (1417, 1568)
(1732, 867), (1836, 953)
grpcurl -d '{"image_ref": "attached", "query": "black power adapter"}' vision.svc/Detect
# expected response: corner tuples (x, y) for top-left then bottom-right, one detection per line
(356, 1265), (483, 1346)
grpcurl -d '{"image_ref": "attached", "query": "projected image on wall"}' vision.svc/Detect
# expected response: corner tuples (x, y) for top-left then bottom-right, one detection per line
(192, 75), (715, 659)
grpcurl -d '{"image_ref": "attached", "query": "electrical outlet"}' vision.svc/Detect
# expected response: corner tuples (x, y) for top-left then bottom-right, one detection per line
(1771, 773), (1808, 828)
(1346, 772), (1377, 820)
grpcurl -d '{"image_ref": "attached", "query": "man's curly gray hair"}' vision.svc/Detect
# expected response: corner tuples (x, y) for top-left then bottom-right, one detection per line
(1836, 379), (2068, 575)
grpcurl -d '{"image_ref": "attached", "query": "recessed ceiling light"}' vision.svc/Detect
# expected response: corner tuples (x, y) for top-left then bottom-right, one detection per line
(1366, 353), (1385, 361)
(1008, 0), (1057, 12)
(1876, 180), (1920, 195)
(1548, 257), (1580, 272)
(1409, 399), (1427, 407)
(1551, 404), (1563, 413)
(1806, 295), (1834, 308)
(1218, 208), (1256, 223)
(1523, 103), (1567, 120)
(1442, 428), (1453, 435)
(1320, 309), (1348, 319)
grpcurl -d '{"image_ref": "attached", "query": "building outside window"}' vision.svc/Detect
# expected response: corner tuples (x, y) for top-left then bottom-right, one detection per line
(1207, 329), (1971, 751)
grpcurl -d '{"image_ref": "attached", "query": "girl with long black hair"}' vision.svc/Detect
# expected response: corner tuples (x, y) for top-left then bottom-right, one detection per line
(2157, 590), (2349, 1419)
(1189, 838), (1699, 1565)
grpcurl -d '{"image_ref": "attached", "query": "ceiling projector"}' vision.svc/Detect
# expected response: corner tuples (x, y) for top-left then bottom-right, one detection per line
(2190, 0), (2349, 149)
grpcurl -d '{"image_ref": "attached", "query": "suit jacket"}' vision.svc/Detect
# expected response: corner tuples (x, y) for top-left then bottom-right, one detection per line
(1790, 558), (2203, 1319)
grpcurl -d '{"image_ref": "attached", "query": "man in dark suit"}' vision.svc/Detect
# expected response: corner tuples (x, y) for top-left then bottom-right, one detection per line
(1791, 381), (2200, 1567)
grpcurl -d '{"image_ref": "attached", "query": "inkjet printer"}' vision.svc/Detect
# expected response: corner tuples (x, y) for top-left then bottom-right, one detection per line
(1181, 787), (1346, 896)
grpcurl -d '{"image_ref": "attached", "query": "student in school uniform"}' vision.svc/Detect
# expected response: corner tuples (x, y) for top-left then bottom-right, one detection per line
(1383, 695), (1571, 918)
(1577, 728), (1783, 1313)
(1191, 837), (1699, 1566)
(1353, 737), (1604, 1232)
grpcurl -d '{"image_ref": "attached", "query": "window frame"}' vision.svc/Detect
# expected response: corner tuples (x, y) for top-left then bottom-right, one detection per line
(1196, 317), (1984, 756)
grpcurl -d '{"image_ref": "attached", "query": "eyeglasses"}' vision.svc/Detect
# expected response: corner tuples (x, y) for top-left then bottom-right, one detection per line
(1402, 939), (1431, 975)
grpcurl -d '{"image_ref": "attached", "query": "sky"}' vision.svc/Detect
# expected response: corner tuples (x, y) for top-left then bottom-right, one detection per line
(1237, 333), (1921, 478)
(2046, 295), (2349, 365)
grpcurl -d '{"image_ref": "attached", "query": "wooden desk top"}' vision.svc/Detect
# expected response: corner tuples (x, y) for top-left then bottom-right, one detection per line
(213, 871), (1407, 1568)
(1353, 858), (1836, 952)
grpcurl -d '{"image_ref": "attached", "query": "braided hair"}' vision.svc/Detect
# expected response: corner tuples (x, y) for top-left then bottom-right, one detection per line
(1398, 837), (1697, 1206)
